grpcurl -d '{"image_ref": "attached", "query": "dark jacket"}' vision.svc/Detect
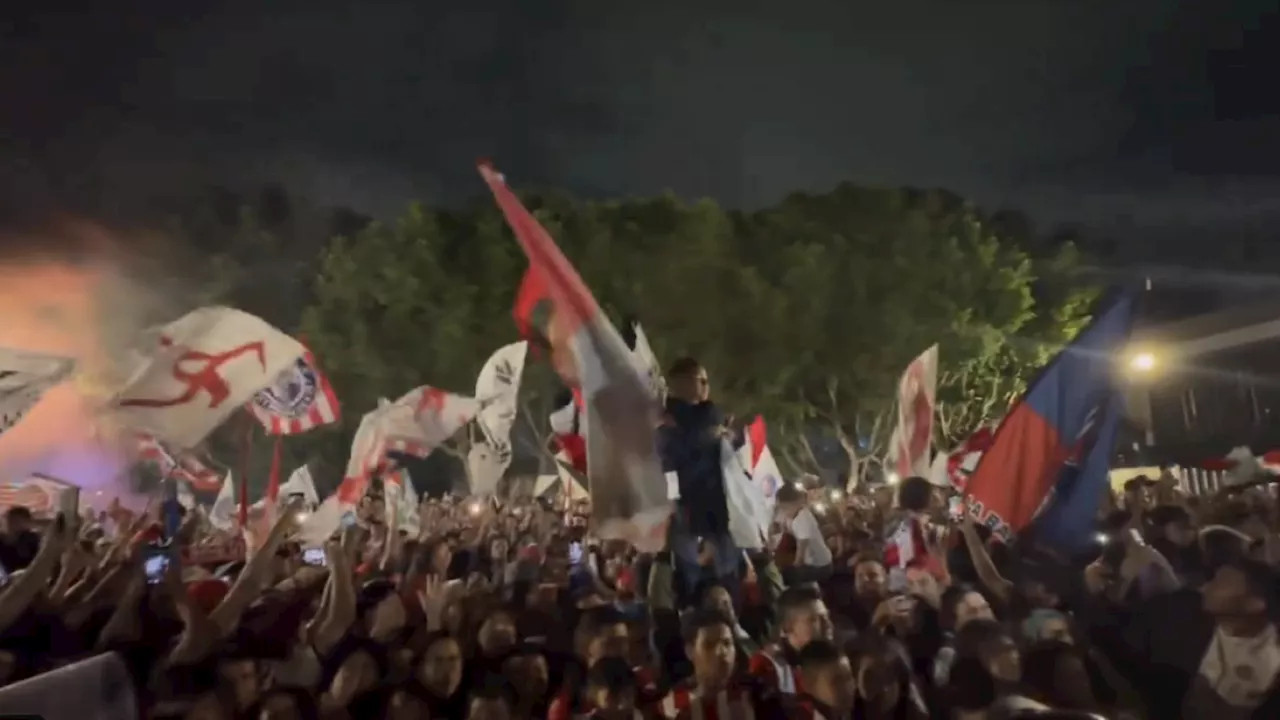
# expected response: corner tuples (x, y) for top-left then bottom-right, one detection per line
(658, 399), (729, 535)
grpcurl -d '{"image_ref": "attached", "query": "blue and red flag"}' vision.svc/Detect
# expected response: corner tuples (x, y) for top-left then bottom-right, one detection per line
(964, 293), (1136, 547)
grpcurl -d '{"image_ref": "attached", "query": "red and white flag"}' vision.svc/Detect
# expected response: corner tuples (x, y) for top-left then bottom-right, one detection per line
(246, 348), (340, 434)
(133, 433), (223, 492)
(885, 345), (939, 481)
(480, 161), (669, 551)
(928, 425), (995, 491)
(112, 307), (305, 448)
(382, 385), (478, 460)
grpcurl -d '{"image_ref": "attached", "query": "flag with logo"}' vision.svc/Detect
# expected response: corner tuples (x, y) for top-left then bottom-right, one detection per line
(480, 162), (670, 551)
(964, 293), (1135, 544)
(474, 341), (527, 480)
(111, 307), (304, 448)
(885, 345), (939, 481)
(0, 347), (75, 438)
(247, 348), (340, 434)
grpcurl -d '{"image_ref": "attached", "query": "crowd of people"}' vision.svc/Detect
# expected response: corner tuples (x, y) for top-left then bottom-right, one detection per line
(1, 358), (1278, 720)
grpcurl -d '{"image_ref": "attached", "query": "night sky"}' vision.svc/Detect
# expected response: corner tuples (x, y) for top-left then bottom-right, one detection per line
(2, 0), (1278, 243)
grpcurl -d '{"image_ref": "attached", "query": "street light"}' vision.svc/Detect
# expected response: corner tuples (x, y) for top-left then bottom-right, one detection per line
(1128, 351), (1157, 374)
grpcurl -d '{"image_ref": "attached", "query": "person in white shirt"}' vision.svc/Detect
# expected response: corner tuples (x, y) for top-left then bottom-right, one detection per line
(776, 484), (833, 585)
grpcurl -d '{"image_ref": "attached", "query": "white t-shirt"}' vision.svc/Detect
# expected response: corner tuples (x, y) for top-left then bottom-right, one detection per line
(790, 507), (833, 567)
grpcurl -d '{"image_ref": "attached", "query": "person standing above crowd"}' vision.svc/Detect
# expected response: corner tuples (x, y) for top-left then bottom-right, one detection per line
(659, 357), (740, 598)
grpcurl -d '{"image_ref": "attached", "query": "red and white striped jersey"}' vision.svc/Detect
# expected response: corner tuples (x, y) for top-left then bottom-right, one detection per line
(658, 682), (756, 720)
(747, 646), (801, 694)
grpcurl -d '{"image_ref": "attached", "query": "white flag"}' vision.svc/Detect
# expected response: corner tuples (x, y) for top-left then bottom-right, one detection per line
(885, 345), (939, 481)
(468, 443), (507, 496)
(0, 347), (75, 436)
(208, 471), (236, 531)
(383, 386), (479, 456)
(720, 439), (770, 549)
(475, 342), (526, 446)
(279, 465), (321, 510)
(111, 307), (304, 448)
(630, 323), (666, 401)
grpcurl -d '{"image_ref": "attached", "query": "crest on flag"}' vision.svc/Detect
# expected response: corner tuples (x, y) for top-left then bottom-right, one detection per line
(254, 357), (318, 417)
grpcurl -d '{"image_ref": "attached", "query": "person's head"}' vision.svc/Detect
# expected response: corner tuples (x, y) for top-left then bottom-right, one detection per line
(849, 633), (917, 713)
(501, 644), (549, 703)
(774, 483), (806, 517)
(574, 606), (630, 665)
(417, 632), (464, 696)
(3, 506), (32, 535)
(477, 607), (518, 656)
(940, 584), (994, 632)
(666, 356), (709, 403)
(798, 639), (856, 714)
(585, 655), (639, 717)
(699, 582), (737, 624)
(1123, 477), (1153, 510)
(852, 555), (888, 602)
(954, 618), (1020, 684)
(467, 677), (514, 720)
(777, 585), (833, 649)
(896, 476), (933, 513)
(1020, 609), (1072, 645)
(1020, 640), (1098, 711)
(218, 654), (262, 711)
(1149, 505), (1196, 548)
(904, 566), (940, 604)
(1202, 556), (1276, 621)
(682, 608), (736, 688)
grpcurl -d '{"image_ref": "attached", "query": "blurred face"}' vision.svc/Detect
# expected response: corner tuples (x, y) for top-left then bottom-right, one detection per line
(809, 657), (857, 714)
(1037, 615), (1073, 644)
(1203, 565), (1263, 617)
(587, 623), (631, 665)
(258, 692), (302, 720)
(954, 591), (994, 630)
(854, 561), (888, 601)
(671, 367), (710, 403)
(468, 697), (511, 720)
(419, 638), (463, 695)
(478, 612), (517, 655)
(703, 586), (736, 622)
(856, 654), (901, 710)
(1162, 519), (1196, 548)
(784, 599), (833, 649)
(220, 658), (260, 710)
(502, 653), (549, 700)
(431, 544), (453, 574)
(689, 623), (736, 686)
(489, 538), (509, 561)
(981, 635), (1021, 683)
(589, 686), (637, 715)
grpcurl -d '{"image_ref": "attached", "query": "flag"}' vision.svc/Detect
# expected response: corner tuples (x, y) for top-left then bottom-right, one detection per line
(474, 341), (527, 480)
(630, 322), (666, 401)
(298, 411), (381, 545)
(548, 392), (587, 474)
(1033, 396), (1125, 552)
(926, 425), (995, 490)
(279, 464), (321, 510)
(247, 348), (340, 434)
(720, 440), (770, 549)
(0, 347), (75, 437)
(468, 442), (507, 496)
(384, 468), (421, 534)
(480, 161), (670, 551)
(133, 433), (223, 492)
(964, 294), (1136, 542)
(885, 345), (939, 481)
(208, 471), (237, 531)
(112, 307), (305, 448)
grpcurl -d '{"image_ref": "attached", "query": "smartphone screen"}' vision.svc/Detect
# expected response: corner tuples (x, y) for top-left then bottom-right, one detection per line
(302, 547), (327, 566)
(144, 552), (169, 585)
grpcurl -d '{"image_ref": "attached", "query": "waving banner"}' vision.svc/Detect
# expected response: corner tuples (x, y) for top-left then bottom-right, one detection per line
(481, 161), (670, 551)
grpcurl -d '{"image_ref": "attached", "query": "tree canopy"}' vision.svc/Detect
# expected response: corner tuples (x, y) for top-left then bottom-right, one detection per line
(188, 181), (1096, 492)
